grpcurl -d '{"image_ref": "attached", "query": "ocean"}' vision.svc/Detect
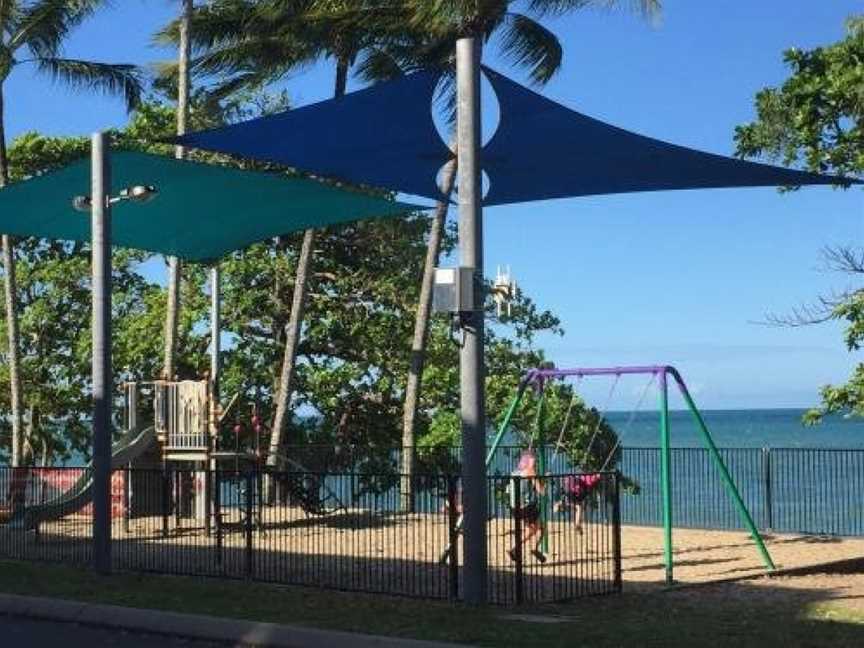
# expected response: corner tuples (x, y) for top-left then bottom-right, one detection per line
(605, 408), (864, 449)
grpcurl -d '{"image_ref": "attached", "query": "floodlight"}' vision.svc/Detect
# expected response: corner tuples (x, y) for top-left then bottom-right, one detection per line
(72, 195), (91, 213)
(71, 185), (158, 212)
(118, 185), (158, 203)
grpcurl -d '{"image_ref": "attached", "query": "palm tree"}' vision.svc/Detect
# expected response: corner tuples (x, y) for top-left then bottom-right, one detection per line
(163, 0), (194, 383)
(0, 1), (142, 466)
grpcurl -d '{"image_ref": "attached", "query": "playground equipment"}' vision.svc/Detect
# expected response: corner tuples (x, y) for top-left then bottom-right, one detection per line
(441, 364), (776, 584)
(510, 365), (776, 585)
(2, 379), (346, 531)
(4, 424), (156, 530)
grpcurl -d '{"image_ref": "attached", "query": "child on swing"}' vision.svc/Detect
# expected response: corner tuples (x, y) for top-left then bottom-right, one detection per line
(555, 472), (603, 534)
(507, 451), (547, 564)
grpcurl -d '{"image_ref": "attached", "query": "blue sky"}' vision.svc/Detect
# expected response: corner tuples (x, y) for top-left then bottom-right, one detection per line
(5, 1), (863, 410)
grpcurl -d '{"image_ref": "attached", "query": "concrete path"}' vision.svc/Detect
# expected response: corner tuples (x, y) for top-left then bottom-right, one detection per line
(0, 592), (460, 648)
(0, 614), (218, 646)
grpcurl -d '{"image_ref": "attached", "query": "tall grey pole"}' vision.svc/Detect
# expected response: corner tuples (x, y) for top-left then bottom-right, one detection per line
(456, 35), (487, 605)
(210, 265), (221, 400)
(91, 132), (113, 573)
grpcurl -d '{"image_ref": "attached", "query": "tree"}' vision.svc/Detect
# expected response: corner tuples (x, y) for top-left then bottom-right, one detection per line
(0, 1), (142, 466)
(735, 16), (863, 424)
(163, 0), (195, 382)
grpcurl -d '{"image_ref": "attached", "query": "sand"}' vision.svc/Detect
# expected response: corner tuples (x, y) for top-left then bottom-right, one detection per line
(3, 507), (864, 604)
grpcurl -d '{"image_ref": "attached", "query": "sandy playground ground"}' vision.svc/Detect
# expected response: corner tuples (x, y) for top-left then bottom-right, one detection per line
(620, 525), (864, 591)
(3, 507), (864, 601)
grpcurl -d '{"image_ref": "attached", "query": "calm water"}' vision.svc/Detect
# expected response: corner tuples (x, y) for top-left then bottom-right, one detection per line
(604, 408), (864, 449)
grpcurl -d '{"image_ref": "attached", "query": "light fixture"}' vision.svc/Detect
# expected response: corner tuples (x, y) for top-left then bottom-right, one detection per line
(118, 185), (158, 204)
(71, 185), (158, 212)
(71, 195), (92, 213)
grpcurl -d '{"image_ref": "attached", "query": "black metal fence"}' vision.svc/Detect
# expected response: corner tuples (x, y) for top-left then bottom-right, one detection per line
(0, 466), (621, 605)
(619, 447), (864, 536)
(280, 443), (864, 537)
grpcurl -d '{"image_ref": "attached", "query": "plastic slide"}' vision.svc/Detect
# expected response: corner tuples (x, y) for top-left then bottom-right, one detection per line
(7, 424), (156, 530)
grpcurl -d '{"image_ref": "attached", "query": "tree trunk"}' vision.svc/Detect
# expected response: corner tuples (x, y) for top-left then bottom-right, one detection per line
(266, 227), (315, 470)
(267, 58), (350, 474)
(0, 82), (23, 467)
(23, 404), (35, 465)
(163, 0), (193, 380)
(400, 158), (457, 512)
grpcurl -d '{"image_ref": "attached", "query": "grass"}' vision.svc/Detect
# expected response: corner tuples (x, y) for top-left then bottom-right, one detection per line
(0, 560), (863, 647)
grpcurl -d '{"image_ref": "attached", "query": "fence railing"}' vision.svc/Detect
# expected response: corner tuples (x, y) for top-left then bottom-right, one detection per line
(619, 447), (864, 537)
(0, 466), (621, 605)
(279, 444), (864, 538)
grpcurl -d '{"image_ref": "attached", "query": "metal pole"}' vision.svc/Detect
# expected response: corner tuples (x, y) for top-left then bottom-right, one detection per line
(763, 446), (773, 532)
(671, 371), (776, 571)
(456, 35), (486, 605)
(659, 369), (672, 585)
(91, 132), (112, 574)
(210, 265), (221, 400)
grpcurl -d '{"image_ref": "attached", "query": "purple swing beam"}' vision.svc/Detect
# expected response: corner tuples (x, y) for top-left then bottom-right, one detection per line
(527, 364), (672, 381)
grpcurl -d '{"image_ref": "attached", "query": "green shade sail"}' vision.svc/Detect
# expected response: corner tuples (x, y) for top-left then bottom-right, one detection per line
(0, 151), (425, 261)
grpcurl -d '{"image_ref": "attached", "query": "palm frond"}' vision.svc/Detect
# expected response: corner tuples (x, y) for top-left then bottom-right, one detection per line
(34, 57), (143, 111)
(12, 0), (105, 57)
(154, 0), (265, 51)
(525, 0), (662, 21)
(189, 36), (319, 80)
(353, 47), (406, 83)
(498, 12), (562, 84)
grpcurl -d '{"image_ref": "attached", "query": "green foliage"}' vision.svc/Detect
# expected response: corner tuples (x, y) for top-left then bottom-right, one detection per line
(735, 17), (864, 425)
(0, 1), (142, 111)
(735, 17), (864, 178)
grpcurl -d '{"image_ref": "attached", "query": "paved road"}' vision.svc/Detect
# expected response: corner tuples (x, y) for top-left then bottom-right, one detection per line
(0, 614), (224, 647)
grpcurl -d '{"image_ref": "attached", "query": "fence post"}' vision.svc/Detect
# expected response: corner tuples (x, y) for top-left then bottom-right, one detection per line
(174, 469), (182, 528)
(447, 476), (460, 601)
(204, 464), (211, 538)
(612, 472), (623, 593)
(123, 464), (131, 534)
(256, 468), (264, 534)
(214, 468), (223, 570)
(762, 447), (773, 533)
(34, 470), (43, 541)
(245, 471), (254, 580)
(161, 466), (170, 539)
(513, 476), (524, 605)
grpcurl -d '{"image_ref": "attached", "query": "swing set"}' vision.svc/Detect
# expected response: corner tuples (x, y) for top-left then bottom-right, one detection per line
(487, 365), (776, 585)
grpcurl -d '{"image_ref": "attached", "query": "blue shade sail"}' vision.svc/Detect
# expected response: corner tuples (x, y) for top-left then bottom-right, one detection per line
(175, 67), (858, 205)
(0, 151), (425, 262)
(174, 70), (453, 202)
(480, 67), (855, 205)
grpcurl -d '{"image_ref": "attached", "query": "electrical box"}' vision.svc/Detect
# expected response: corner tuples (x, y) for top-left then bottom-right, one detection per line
(433, 267), (476, 313)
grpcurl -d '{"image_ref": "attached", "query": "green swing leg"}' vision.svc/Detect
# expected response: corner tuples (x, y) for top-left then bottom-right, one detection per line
(659, 370), (673, 585)
(669, 369), (776, 573)
(532, 391), (550, 554)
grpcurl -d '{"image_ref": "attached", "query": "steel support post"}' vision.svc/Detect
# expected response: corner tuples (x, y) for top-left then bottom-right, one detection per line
(91, 132), (113, 573)
(456, 35), (487, 605)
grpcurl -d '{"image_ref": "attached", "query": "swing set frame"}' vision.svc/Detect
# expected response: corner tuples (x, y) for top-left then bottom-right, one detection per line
(488, 365), (776, 585)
